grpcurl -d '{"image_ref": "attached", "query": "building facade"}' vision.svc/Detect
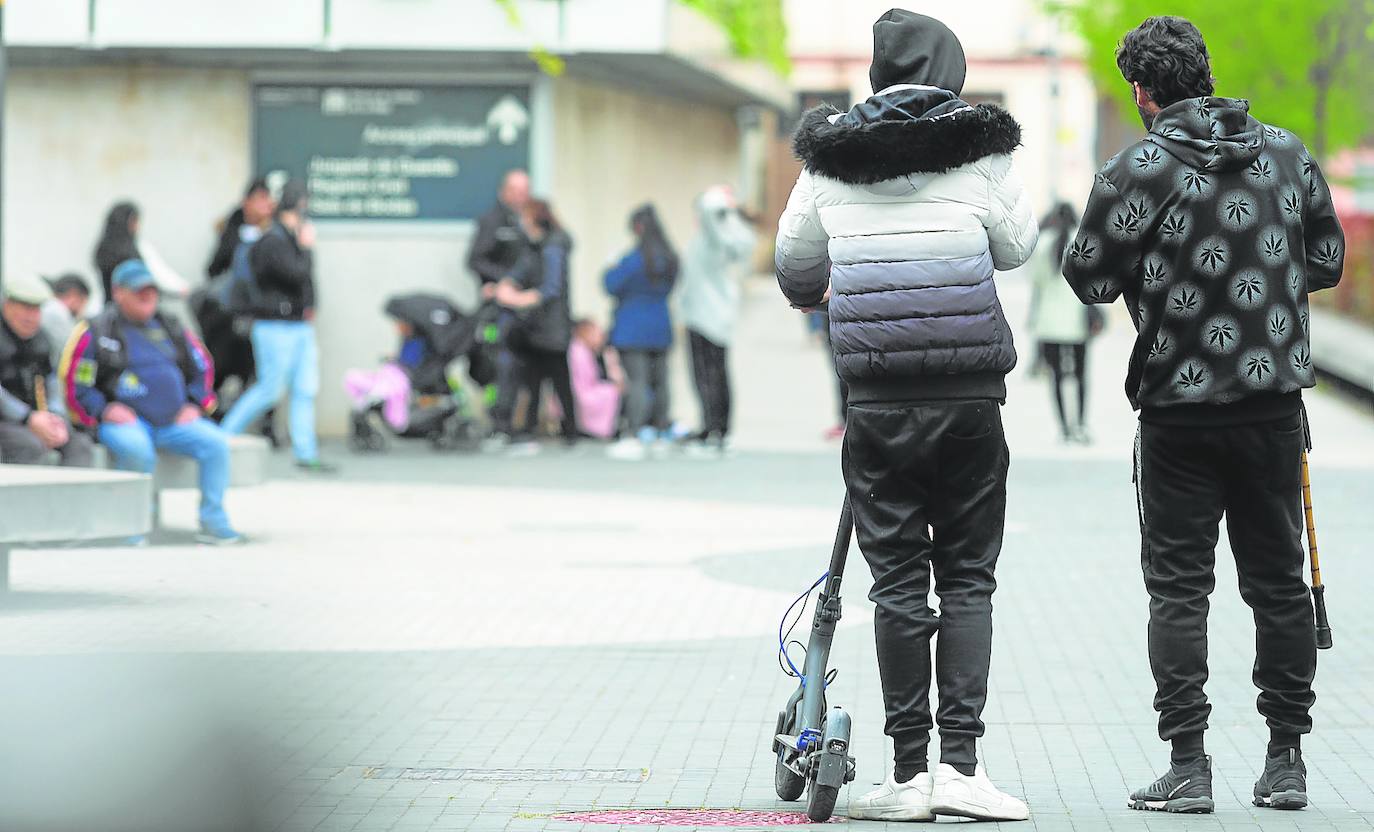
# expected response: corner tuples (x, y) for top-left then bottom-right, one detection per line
(5, 0), (784, 433)
(775, 0), (1100, 222)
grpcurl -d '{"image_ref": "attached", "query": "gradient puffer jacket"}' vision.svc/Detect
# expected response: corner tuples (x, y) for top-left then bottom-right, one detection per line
(775, 85), (1038, 403)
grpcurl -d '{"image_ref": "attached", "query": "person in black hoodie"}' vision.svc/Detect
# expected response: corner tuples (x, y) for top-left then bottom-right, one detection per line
(1063, 16), (1345, 815)
(219, 181), (335, 473)
(775, 9), (1037, 822)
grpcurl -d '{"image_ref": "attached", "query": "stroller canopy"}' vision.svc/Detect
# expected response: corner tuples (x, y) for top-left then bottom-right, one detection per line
(384, 293), (474, 363)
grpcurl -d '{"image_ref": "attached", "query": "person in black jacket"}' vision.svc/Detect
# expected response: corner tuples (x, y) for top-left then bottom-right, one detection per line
(468, 169), (533, 294)
(494, 199), (577, 449)
(94, 202), (140, 303)
(1062, 16), (1345, 815)
(206, 178), (275, 281)
(218, 181), (334, 473)
(469, 170), (536, 443)
(194, 178), (278, 441)
(0, 275), (95, 466)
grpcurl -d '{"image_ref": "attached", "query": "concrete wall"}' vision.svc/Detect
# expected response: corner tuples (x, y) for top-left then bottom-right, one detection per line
(550, 77), (745, 431)
(550, 76), (742, 325)
(5, 63), (748, 437)
(4, 66), (251, 300)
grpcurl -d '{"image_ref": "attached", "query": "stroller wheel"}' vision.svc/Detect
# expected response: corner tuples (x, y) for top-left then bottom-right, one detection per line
(351, 412), (387, 453)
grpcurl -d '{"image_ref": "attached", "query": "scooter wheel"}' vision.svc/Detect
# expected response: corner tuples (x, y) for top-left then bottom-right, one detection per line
(806, 781), (839, 822)
(773, 711), (805, 801)
(775, 750), (805, 801)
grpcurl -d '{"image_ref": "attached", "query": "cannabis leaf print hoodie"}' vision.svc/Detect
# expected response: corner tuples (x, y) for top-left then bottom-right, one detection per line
(1063, 97), (1345, 424)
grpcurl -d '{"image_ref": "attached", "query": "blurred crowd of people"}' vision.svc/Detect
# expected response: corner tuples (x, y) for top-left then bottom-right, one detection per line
(0, 160), (771, 545)
(348, 167), (763, 461)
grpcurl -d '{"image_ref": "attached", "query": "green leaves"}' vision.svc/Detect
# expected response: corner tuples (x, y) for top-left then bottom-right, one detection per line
(491, 0), (788, 76)
(1051, 0), (1374, 156)
(678, 0), (791, 75)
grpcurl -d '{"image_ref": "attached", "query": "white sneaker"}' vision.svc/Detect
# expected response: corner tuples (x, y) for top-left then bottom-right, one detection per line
(930, 763), (1029, 821)
(846, 772), (934, 821)
(606, 438), (647, 462)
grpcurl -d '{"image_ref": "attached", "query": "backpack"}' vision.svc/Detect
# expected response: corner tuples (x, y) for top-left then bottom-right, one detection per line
(223, 230), (263, 317)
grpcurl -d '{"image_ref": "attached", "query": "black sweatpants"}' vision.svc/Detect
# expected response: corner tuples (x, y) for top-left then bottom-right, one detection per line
(843, 399), (1009, 770)
(1040, 341), (1087, 438)
(1136, 413), (1316, 752)
(688, 330), (731, 439)
(516, 347), (577, 440)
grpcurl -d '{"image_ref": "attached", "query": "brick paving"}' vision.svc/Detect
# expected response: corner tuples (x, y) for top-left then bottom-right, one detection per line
(0, 276), (1371, 831)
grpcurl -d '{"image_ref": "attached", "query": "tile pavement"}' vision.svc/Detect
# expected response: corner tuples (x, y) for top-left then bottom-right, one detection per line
(0, 274), (1371, 831)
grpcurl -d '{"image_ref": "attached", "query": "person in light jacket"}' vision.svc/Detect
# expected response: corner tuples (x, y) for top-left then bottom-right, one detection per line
(774, 8), (1037, 822)
(1029, 202), (1094, 444)
(677, 185), (757, 454)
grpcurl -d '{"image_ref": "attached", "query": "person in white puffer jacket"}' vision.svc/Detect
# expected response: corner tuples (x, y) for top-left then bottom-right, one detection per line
(774, 8), (1037, 824)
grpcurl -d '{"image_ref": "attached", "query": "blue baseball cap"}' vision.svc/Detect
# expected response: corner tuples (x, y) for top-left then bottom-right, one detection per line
(111, 259), (156, 291)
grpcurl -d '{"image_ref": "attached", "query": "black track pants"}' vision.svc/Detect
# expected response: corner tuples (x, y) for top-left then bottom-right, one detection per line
(688, 329), (731, 439)
(843, 399), (1008, 770)
(1135, 413), (1317, 747)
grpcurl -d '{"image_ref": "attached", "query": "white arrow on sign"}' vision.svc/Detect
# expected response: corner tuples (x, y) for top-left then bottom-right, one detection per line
(487, 96), (530, 146)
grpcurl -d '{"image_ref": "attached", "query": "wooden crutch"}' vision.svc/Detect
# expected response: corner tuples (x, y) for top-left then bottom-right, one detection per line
(1301, 450), (1334, 650)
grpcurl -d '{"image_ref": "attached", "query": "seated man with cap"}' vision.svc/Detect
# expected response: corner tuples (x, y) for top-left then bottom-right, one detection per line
(61, 259), (242, 545)
(0, 274), (96, 466)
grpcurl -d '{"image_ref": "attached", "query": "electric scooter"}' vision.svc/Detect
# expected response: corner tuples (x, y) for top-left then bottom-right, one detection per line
(772, 500), (857, 822)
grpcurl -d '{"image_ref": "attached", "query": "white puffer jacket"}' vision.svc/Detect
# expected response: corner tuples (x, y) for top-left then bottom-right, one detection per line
(776, 85), (1038, 403)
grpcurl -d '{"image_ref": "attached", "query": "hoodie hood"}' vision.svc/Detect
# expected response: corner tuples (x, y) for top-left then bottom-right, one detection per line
(869, 9), (967, 94)
(792, 86), (1022, 185)
(1148, 96), (1264, 173)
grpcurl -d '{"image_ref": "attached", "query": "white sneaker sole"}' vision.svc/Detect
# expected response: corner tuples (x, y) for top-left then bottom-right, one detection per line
(847, 804), (934, 822)
(931, 797), (1029, 822)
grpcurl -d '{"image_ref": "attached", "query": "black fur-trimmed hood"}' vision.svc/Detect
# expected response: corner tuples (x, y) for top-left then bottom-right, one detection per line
(793, 102), (1023, 185)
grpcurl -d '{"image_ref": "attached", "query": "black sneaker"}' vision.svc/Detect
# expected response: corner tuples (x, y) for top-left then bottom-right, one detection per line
(1254, 749), (1307, 809)
(1128, 757), (1214, 813)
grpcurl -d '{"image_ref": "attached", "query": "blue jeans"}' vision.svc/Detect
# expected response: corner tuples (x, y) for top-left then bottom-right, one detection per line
(99, 417), (233, 532)
(221, 320), (320, 462)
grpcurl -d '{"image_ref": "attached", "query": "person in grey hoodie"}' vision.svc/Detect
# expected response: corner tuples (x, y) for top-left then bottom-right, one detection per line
(677, 185), (757, 453)
(775, 8), (1037, 823)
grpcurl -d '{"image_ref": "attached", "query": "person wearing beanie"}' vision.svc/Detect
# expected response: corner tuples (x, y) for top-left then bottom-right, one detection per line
(0, 274), (96, 467)
(219, 180), (335, 473)
(775, 8), (1037, 822)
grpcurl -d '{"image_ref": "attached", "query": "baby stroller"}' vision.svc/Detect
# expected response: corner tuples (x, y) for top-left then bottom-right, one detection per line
(349, 293), (482, 452)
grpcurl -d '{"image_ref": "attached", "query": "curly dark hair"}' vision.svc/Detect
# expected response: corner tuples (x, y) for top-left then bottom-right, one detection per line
(1116, 16), (1215, 108)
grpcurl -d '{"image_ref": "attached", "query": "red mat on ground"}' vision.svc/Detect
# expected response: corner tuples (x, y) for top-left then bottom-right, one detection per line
(552, 809), (843, 825)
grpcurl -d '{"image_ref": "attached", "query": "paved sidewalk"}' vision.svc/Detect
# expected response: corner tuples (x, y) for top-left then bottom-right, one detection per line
(0, 275), (1371, 831)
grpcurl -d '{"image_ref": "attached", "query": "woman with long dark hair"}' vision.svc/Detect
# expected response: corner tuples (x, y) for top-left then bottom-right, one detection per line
(1029, 201), (1096, 443)
(94, 202), (140, 301)
(604, 204), (679, 461)
(494, 198), (578, 451)
(93, 201), (191, 308)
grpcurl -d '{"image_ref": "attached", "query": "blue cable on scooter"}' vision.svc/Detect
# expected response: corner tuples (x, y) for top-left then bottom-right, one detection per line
(778, 571), (830, 685)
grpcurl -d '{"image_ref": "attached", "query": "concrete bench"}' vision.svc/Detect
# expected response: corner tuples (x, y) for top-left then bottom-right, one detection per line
(1310, 307), (1374, 397)
(89, 434), (271, 526)
(0, 464), (152, 590)
(152, 434), (270, 492)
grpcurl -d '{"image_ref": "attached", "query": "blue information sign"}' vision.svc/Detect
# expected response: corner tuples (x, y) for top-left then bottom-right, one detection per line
(254, 84), (532, 222)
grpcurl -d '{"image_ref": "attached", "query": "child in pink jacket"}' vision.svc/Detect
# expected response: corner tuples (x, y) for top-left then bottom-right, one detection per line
(568, 320), (623, 439)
